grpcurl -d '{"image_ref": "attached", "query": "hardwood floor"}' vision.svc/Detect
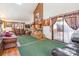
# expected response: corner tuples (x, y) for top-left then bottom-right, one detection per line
(2, 48), (20, 56)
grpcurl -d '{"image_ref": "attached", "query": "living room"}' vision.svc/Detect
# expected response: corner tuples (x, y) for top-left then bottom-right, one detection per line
(0, 3), (79, 56)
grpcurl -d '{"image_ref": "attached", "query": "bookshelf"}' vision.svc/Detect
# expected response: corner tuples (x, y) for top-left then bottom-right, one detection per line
(31, 3), (44, 40)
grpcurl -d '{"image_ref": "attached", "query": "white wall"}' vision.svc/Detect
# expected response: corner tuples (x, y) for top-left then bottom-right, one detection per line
(43, 3), (79, 19)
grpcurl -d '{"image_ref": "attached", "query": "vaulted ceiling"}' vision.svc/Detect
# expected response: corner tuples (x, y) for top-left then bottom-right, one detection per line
(0, 3), (37, 23)
(43, 3), (79, 19)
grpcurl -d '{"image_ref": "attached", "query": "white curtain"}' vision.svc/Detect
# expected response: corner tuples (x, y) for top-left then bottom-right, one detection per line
(43, 26), (52, 40)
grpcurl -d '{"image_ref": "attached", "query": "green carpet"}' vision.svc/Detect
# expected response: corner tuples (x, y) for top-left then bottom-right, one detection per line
(17, 35), (37, 45)
(18, 35), (65, 56)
